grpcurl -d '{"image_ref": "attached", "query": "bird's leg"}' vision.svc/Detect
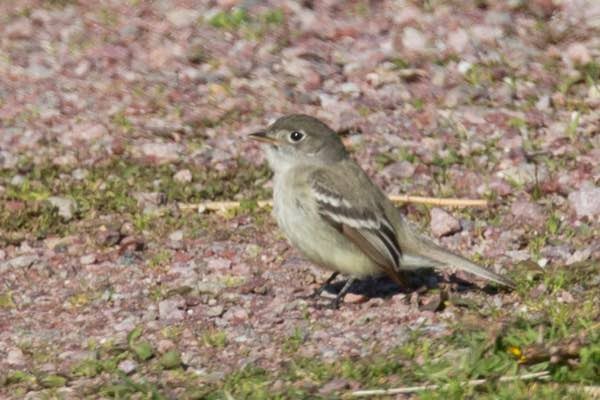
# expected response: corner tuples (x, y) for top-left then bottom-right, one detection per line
(308, 272), (339, 299)
(328, 278), (355, 309)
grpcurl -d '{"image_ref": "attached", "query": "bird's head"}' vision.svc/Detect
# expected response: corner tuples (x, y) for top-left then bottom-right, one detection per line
(249, 114), (347, 171)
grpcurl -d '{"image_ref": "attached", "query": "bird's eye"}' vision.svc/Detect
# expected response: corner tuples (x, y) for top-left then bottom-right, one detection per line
(289, 131), (305, 142)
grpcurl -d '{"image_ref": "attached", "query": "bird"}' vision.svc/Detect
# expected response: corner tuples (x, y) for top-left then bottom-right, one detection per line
(249, 114), (515, 308)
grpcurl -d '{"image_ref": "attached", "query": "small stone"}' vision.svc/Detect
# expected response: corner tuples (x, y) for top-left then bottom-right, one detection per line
(319, 378), (350, 395)
(118, 359), (137, 375)
(71, 168), (88, 180)
(207, 258), (231, 271)
(457, 60), (473, 75)
(74, 60), (90, 77)
(6, 17), (34, 39)
(7, 348), (27, 366)
(506, 250), (531, 262)
(53, 154), (77, 167)
(302, 70), (321, 91)
(527, 0), (560, 17)
(568, 184), (600, 218)
(120, 222), (135, 236)
(148, 45), (174, 68)
(186, 40), (208, 64)
(448, 29), (469, 53)
(272, 379), (285, 391)
(382, 160), (415, 179)
(57, 350), (95, 363)
(166, 8), (200, 28)
(196, 281), (225, 296)
(81, 123), (108, 141)
(565, 43), (591, 65)
(207, 305), (225, 317)
(159, 297), (185, 321)
(27, 64), (53, 79)
(11, 175), (25, 186)
(244, 244), (261, 258)
(96, 229), (122, 247)
(488, 178), (512, 196)
(542, 245), (572, 261)
(497, 162), (547, 186)
(222, 306), (249, 321)
(343, 293), (368, 304)
(47, 196), (77, 221)
(402, 27), (427, 53)
(119, 24), (139, 39)
(140, 142), (182, 164)
(144, 118), (185, 136)
(529, 283), (547, 299)
(419, 292), (443, 312)
(173, 169), (192, 183)
(120, 236), (144, 251)
(168, 230), (184, 242)
(114, 316), (137, 332)
(588, 85), (600, 101)
(180, 67), (203, 81)
(430, 208), (461, 237)
(471, 24), (503, 43)
(340, 82), (360, 94)
(61, 123), (107, 146)
(8, 255), (37, 269)
(134, 192), (166, 212)
(511, 200), (544, 225)
(559, 290), (575, 304)
(566, 247), (592, 265)
(535, 95), (551, 111)
(157, 339), (175, 354)
(6, 200), (25, 212)
(79, 254), (96, 265)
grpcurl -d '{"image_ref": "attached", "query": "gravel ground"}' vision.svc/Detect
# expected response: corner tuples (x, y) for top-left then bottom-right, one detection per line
(0, 1), (599, 398)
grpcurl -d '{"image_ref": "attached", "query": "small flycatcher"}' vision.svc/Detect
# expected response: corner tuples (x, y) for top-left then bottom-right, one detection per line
(250, 114), (514, 308)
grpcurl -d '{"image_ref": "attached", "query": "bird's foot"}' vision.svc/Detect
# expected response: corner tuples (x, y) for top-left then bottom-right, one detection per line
(312, 278), (355, 310)
(312, 296), (341, 310)
(302, 272), (340, 300)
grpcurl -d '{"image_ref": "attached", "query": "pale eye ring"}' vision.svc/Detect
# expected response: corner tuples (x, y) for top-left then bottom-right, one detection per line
(289, 131), (305, 142)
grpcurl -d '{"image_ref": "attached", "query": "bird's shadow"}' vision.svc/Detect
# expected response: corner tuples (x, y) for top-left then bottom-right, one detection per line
(323, 270), (502, 298)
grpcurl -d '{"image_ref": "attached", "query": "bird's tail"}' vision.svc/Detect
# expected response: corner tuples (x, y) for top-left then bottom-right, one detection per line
(398, 221), (516, 288)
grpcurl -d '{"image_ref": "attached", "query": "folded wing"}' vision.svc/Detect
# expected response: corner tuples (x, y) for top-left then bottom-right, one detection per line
(310, 170), (407, 286)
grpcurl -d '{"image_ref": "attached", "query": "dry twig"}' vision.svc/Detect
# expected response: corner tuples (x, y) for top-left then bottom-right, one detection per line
(348, 371), (550, 397)
(576, 385), (600, 398)
(508, 322), (600, 365)
(179, 195), (488, 213)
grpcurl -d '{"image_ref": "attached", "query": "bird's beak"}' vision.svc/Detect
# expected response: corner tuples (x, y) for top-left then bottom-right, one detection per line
(248, 130), (279, 145)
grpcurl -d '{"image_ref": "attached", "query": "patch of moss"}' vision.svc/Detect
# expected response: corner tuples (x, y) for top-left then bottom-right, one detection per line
(38, 373), (67, 388)
(71, 358), (103, 378)
(148, 249), (172, 269)
(206, 7), (286, 42)
(215, 365), (272, 399)
(464, 63), (493, 87)
(0, 291), (15, 309)
(282, 327), (305, 354)
(4, 370), (36, 386)
(201, 330), (228, 349)
(208, 8), (249, 30)
(0, 157), (271, 241)
(219, 275), (245, 288)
